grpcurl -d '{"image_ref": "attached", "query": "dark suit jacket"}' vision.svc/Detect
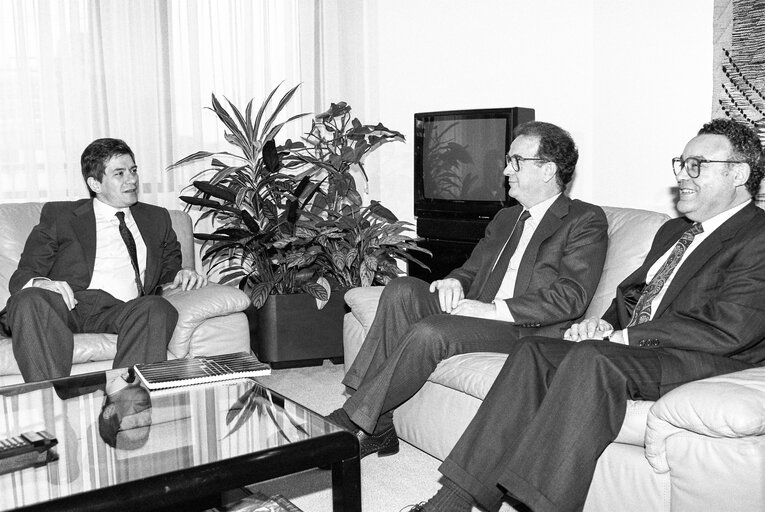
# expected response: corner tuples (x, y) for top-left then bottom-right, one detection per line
(601, 203), (765, 388)
(8, 199), (182, 297)
(446, 195), (609, 337)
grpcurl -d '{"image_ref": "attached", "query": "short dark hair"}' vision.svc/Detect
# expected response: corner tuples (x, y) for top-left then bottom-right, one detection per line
(697, 118), (764, 197)
(514, 121), (578, 191)
(81, 138), (135, 197)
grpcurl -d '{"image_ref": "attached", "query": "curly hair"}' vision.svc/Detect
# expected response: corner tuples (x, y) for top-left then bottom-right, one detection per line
(81, 138), (136, 197)
(697, 118), (764, 197)
(514, 121), (578, 191)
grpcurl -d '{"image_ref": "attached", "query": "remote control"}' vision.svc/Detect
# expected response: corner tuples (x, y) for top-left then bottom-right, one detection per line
(0, 430), (58, 475)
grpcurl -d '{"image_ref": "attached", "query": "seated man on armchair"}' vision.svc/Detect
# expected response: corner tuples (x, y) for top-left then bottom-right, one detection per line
(327, 121), (609, 457)
(1, 138), (208, 383)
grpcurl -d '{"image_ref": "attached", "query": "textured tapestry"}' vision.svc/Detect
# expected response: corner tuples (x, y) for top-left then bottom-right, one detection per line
(713, 0), (765, 131)
(713, 0), (765, 201)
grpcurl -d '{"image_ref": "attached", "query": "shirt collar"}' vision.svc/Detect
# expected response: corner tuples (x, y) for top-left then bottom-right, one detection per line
(526, 193), (561, 221)
(93, 197), (132, 221)
(697, 199), (749, 234)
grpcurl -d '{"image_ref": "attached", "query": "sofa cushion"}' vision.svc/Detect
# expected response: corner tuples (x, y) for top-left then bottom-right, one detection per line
(430, 351), (652, 446)
(0, 203), (45, 309)
(585, 206), (670, 318)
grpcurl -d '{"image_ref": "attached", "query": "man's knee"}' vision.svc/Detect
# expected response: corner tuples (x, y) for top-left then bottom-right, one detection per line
(402, 316), (454, 352)
(132, 296), (178, 325)
(7, 287), (69, 320)
(380, 276), (429, 303)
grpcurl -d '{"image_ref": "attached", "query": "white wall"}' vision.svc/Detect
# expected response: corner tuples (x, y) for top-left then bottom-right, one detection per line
(321, 0), (714, 222)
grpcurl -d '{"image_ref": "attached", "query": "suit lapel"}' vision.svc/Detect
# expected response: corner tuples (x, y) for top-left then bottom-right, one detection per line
(513, 195), (569, 296)
(131, 203), (157, 290)
(72, 200), (97, 282)
(654, 203), (755, 318)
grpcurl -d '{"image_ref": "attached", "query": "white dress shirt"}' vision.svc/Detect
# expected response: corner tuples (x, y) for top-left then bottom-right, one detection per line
(616, 200), (750, 344)
(89, 198), (148, 302)
(493, 193), (561, 321)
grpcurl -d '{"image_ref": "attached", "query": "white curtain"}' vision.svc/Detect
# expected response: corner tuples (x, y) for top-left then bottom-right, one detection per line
(0, 0), (325, 209)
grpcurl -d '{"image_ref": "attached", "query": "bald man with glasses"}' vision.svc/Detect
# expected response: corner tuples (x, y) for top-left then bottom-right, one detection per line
(327, 121), (609, 459)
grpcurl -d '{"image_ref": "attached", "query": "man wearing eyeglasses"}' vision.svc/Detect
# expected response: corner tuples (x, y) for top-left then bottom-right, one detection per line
(411, 118), (765, 512)
(328, 121), (609, 459)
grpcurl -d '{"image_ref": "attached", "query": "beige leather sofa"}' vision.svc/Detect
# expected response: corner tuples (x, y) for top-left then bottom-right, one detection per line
(342, 206), (765, 512)
(0, 202), (252, 387)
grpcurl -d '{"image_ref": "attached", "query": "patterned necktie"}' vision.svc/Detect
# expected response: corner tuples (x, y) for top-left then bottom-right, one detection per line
(627, 222), (703, 327)
(477, 210), (531, 302)
(115, 211), (144, 296)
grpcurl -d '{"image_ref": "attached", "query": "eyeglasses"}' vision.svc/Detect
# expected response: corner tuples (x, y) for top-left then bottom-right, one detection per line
(671, 157), (745, 178)
(505, 154), (547, 172)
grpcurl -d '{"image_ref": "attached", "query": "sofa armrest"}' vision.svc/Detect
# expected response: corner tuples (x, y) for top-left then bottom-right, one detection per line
(344, 286), (385, 334)
(163, 284), (251, 358)
(645, 366), (765, 473)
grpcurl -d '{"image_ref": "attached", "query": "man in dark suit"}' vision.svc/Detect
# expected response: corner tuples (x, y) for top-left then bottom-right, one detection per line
(4, 138), (208, 383)
(328, 122), (609, 458)
(413, 118), (765, 512)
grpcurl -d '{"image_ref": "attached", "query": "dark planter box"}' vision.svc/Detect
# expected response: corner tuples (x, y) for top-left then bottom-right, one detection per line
(247, 290), (349, 369)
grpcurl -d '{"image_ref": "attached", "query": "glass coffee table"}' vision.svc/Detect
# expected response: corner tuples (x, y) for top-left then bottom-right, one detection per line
(0, 369), (360, 511)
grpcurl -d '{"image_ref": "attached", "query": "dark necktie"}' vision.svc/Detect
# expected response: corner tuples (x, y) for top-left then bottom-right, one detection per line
(115, 211), (144, 296)
(627, 222), (703, 327)
(477, 210), (531, 302)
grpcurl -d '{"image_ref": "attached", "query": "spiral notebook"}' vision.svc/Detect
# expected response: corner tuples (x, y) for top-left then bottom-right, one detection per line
(133, 352), (271, 390)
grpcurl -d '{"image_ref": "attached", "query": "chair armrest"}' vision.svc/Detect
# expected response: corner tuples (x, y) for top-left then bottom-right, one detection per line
(163, 284), (251, 358)
(344, 286), (385, 334)
(645, 366), (765, 472)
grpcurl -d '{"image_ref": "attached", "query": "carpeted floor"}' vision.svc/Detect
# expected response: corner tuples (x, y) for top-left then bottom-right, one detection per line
(251, 361), (444, 512)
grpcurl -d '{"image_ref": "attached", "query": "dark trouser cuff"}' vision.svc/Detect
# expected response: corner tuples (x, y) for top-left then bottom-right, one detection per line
(439, 458), (504, 512)
(497, 469), (559, 512)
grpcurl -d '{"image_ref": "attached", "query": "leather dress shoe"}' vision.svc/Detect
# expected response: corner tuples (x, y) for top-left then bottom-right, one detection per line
(357, 424), (399, 458)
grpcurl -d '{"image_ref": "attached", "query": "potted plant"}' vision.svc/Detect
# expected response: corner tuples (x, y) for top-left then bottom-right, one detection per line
(169, 84), (331, 310)
(170, 86), (429, 367)
(290, 101), (431, 289)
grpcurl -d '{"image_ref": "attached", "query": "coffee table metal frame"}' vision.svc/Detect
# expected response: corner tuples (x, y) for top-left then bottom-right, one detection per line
(2, 372), (361, 512)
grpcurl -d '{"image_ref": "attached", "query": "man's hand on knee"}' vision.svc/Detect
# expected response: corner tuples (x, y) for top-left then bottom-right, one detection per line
(564, 316), (613, 341)
(429, 278), (464, 313)
(32, 279), (77, 310)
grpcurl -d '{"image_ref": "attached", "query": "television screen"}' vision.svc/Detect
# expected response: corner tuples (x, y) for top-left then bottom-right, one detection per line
(420, 116), (507, 202)
(414, 107), (534, 220)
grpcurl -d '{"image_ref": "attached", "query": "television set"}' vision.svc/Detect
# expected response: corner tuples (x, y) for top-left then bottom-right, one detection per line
(413, 107), (534, 223)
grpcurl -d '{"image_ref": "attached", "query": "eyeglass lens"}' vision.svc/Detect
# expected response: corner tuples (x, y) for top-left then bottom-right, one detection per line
(673, 157), (701, 178)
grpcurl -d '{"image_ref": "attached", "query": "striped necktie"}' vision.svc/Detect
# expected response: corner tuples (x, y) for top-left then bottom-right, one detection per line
(627, 222), (703, 327)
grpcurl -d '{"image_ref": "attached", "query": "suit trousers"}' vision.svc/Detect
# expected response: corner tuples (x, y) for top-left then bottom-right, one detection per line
(7, 287), (178, 382)
(341, 276), (527, 434)
(439, 336), (755, 512)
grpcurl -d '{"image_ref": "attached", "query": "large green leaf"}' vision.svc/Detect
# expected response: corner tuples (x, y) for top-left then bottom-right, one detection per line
(193, 181), (237, 202)
(302, 281), (329, 301)
(167, 150), (216, 170)
(180, 196), (239, 214)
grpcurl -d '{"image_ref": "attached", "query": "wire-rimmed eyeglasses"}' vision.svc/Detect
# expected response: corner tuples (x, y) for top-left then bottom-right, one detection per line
(672, 157), (745, 178)
(505, 154), (547, 172)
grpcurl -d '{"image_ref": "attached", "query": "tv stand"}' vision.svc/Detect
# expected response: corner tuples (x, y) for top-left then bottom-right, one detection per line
(408, 216), (492, 281)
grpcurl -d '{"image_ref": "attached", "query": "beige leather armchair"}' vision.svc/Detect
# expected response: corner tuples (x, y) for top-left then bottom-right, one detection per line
(0, 202), (251, 386)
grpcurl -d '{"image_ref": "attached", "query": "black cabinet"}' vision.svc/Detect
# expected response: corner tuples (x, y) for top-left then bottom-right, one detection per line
(408, 216), (492, 281)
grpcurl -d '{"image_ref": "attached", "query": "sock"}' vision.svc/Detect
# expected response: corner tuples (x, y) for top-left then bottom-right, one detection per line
(326, 408), (360, 432)
(422, 478), (474, 512)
